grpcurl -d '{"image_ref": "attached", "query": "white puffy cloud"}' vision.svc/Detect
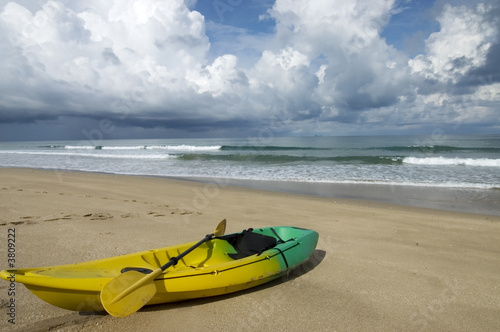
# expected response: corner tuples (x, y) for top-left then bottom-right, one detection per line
(0, 0), (211, 118)
(402, 2), (500, 131)
(265, 0), (412, 123)
(270, 0), (394, 56)
(187, 54), (246, 97)
(409, 3), (498, 82)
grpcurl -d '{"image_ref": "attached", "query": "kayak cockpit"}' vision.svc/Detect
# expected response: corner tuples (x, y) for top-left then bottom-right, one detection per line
(139, 229), (280, 271)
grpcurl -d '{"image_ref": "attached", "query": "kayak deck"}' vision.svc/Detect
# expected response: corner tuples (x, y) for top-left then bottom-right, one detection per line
(1, 226), (319, 312)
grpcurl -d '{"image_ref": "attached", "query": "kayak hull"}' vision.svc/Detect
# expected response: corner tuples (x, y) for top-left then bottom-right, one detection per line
(1, 226), (319, 312)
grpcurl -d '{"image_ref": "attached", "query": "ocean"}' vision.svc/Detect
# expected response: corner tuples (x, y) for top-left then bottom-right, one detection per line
(1, 135), (499, 215)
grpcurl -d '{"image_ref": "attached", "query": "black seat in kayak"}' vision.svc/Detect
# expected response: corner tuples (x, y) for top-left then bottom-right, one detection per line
(219, 228), (277, 260)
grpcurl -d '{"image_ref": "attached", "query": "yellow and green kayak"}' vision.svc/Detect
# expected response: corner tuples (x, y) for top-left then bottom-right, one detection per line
(1, 226), (318, 313)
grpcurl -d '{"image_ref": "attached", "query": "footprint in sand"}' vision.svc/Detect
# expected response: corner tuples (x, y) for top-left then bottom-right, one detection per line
(19, 216), (39, 225)
(83, 213), (113, 220)
(43, 213), (77, 222)
(44, 218), (61, 222)
(11, 216), (40, 225)
(120, 213), (136, 218)
(147, 211), (167, 217)
(171, 209), (202, 216)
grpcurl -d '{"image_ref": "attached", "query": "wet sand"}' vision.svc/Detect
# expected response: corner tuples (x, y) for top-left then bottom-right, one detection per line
(183, 177), (500, 216)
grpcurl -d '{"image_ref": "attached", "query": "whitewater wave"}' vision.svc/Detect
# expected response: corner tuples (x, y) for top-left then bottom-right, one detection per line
(155, 145), (221, 151)
(64, 145), (100, 150)
(63, 145), (221, 151)
(403, 157), (500, 167)
(1, 151), (173, 159)
(381, 145), (500, 153)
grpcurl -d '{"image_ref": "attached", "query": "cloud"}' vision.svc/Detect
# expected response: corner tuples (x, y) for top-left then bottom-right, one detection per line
(0, 0), (499, 139)
(0, 0), (210, 120)
(409, 3), (498, 84)
(405, 2), (500, 128)
(187, 54), (247, 97)
(265, 0), (413, 123)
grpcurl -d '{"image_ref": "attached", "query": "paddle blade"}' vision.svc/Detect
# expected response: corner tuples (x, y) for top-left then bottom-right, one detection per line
(214, 219), (226, 237)
(100, 270), (158, 317)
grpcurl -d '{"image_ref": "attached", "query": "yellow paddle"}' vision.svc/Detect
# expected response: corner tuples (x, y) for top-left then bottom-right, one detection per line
(100, 219), (227, 317)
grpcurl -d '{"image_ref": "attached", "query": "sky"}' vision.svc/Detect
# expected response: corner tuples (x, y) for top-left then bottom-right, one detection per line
(0, 0), (499, 141)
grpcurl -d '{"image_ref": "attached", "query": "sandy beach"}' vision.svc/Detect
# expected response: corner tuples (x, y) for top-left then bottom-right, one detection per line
(1, 168), (499, 331)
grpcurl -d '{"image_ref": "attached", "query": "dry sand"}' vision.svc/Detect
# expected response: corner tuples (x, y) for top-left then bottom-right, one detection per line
(0, 168), (499, 331)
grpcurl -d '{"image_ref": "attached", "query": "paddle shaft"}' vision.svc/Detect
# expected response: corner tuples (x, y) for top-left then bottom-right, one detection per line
(160, 233), (214, 271)
(160, 219), (225, 271)
(109, 233), (215, 305)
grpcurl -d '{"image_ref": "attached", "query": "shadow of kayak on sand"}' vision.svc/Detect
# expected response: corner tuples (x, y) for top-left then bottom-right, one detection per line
(140, 249), (326, 313)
